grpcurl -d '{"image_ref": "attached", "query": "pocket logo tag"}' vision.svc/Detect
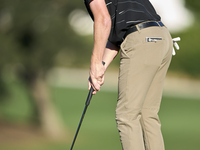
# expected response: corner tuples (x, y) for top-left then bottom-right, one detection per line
(146, 37), (162, 42)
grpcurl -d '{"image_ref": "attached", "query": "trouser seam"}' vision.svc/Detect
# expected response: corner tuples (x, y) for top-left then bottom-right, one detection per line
(140, 115), (151, 150)
(117, 51), (131, 150)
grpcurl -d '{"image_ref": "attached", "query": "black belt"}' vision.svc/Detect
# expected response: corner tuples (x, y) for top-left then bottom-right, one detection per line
(123, 21), (165, 39)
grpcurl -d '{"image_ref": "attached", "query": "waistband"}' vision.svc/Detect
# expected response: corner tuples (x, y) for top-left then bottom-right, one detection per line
(123, 21), (165, 39)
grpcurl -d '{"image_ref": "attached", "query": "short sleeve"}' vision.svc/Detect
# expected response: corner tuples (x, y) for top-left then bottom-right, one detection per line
(84, 0), (94, 20)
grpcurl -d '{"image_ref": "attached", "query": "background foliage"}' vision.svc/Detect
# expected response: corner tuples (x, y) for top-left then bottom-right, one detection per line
(1, 0), (200, 76)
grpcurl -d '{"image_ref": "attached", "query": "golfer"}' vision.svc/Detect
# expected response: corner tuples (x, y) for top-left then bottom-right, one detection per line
(85, 0), (173, 149)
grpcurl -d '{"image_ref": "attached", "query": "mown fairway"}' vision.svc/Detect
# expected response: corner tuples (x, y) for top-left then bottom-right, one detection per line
(0, 85), (199, 150)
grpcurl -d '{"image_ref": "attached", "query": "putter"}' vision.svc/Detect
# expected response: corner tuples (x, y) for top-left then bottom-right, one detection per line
(70, 61), (105, 150)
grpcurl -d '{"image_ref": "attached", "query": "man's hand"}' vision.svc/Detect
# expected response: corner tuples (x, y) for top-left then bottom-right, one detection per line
(88, 61), (105, 95)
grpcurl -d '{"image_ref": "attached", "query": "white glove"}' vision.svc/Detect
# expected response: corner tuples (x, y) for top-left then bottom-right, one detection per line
(172, 37), (181, 56)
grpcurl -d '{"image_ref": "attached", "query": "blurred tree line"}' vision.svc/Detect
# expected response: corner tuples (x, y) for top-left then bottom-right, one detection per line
(0, 0), (93, 139)
(0, 0), (199, 139)
(170, 0), (200, 77)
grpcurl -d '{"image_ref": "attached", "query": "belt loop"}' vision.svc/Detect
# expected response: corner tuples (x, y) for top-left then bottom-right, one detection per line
(157, 21), (160, 27)
(135, 24), (140, 33)
(158, 21), (162, 27)
(158, 21), (164, 27)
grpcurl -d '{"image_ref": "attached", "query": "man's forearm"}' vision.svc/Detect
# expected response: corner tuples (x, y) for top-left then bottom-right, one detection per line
(91, 16), (111, 64)
(103, 41), (120, 69)
(90, 0), (111, 64)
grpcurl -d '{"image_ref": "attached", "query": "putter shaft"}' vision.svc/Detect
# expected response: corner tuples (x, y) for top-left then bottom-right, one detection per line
(70, 87), (94, 150)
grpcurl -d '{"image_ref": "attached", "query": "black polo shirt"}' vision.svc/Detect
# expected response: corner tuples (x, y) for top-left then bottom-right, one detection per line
(84, 0), (161, 47)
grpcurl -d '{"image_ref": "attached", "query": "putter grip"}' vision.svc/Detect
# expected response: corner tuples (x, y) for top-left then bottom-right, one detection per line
(85, 87), (94, 106)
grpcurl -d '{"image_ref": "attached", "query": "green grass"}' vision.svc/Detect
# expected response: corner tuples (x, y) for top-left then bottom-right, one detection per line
(0, 82), (200, 150)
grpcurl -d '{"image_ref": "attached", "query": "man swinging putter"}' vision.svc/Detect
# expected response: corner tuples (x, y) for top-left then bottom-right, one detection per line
(84, 0), (180, 149)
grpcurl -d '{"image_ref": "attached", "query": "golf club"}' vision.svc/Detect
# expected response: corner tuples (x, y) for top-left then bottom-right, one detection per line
(70, 61), (105, 150)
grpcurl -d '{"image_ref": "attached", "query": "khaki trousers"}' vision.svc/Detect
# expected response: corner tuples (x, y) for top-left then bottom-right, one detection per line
(116, 26), (173, 150)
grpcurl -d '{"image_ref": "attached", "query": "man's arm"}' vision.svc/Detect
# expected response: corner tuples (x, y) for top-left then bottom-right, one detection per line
(103, 41), (120, 70)
(88, 0), (111, 94)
